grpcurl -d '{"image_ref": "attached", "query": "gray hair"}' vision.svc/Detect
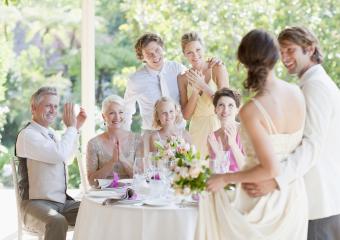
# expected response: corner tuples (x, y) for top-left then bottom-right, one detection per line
(31, 86), (58, 107)
(101, 95), (125, 113)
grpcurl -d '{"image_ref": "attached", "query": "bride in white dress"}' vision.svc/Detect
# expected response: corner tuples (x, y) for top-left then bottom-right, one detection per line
(196, 30), (309, 240)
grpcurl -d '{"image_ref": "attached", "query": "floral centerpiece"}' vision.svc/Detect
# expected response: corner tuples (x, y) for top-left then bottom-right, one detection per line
(153, 136), (211, 195)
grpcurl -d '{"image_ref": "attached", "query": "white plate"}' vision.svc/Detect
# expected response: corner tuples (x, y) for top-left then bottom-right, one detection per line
(144, 199), (171, 207)
(86, 191), (122, 198)
(119, 178), (133, 185)
(96, 179), (112, 188)
(101, 182), (127, 191)
(117, 199), (142, 205)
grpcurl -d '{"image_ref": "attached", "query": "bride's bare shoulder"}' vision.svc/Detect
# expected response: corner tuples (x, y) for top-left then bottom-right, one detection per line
(239, 100), (260, 122)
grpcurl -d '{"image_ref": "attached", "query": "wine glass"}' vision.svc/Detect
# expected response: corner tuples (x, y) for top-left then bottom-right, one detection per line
(132, 157), (146, 195)
(132, 157), (144, 184)
(144, 152), (156, 181)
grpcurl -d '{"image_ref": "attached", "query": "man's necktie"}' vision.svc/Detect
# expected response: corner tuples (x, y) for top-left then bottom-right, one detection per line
(48, 132), (57, 143)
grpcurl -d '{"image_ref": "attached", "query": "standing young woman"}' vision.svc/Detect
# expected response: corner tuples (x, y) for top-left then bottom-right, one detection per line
(178, 32), (229, 158)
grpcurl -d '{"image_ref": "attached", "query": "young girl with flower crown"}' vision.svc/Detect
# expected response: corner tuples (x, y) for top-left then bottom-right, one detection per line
(149, 97), (191, 152)
(207, 88), (245, 172)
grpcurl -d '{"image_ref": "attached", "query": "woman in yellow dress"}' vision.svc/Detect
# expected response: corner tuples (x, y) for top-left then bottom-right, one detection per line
(177, 32), (229, 158)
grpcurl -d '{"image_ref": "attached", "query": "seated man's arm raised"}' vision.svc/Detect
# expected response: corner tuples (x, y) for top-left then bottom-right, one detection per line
(18, 103), (84, 164)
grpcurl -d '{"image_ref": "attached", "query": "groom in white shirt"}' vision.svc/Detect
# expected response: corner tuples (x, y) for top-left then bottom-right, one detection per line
(242, 27), (340, 240)
(16, 86), (87, 240)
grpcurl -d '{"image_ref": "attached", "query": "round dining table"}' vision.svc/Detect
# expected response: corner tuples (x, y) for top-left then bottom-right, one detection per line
(73, 192), (198, 240)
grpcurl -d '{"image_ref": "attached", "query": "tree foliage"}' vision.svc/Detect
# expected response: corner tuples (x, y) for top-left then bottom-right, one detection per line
(0, 0), (339, 187)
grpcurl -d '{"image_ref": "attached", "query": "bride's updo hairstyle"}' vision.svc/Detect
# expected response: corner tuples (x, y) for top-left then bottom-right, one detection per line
(237, 29), (279, 93)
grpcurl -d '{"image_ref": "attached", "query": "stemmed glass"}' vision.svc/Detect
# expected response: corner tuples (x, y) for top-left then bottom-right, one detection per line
(144, 152), (155, 181)
(132, 157), (148, 197)
(145, 153), (170, 198)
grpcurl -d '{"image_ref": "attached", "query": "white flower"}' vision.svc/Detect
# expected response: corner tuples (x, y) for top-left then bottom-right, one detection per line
(191, 145), (197, 154)
(179, 137), (186, 145)
(174, 187), (183, 195)
(201, 159), (209, 168)
(189, 166), (201, 178)
(173, 174), (181, 182)
(179, 167), (189, 178)
(184, 143), (190, 151)
(175, 166), (181, 173)
(183, 187), (191, 195)
(165, 149), (174, 158)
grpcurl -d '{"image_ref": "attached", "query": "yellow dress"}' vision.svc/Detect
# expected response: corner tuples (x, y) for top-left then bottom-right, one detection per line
(195, 99), (308, 240)
(187, 80), (220, 159)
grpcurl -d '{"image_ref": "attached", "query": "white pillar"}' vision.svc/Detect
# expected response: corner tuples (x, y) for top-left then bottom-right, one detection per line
(80, 0), (95, 191)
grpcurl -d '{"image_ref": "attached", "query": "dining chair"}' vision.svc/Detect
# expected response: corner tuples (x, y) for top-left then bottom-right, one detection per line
(11, 157), (75, 240)
(10, 157), (44, 240)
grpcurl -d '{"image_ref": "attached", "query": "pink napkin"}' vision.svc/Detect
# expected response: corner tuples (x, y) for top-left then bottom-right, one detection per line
(102, 188), (137, 205)
(109, 172), (120, 188)
(192, 193), (200, 202)
(151, 173), (161, 180)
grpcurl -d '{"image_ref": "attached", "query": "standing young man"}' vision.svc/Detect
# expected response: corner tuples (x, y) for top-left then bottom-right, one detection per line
(124, 33), (186, 132)
(124, 33), (186, 154)
(242, 27), (340, 240)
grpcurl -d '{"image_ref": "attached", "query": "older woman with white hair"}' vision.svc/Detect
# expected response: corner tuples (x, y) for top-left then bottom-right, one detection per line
(86, 95), (143, 186)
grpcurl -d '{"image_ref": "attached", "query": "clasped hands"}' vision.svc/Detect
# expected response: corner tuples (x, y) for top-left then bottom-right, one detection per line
(110, 136), (130, 169)
(184, 57), (223, 96)
(207, 126), (237, 155)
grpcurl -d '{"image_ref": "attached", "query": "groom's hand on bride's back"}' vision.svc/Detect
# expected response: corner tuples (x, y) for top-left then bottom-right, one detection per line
(242, 179), (279, 198)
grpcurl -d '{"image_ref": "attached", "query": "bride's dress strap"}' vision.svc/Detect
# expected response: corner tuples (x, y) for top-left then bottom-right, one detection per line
(251, 99), (278, 134)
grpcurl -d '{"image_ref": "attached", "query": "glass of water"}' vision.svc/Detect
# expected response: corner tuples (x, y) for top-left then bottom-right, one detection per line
(132, 157), (147, 196)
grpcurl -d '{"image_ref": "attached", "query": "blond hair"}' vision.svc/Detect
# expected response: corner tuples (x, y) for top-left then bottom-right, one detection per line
(181, 31), (204, 53)
(152, 97), (183, 129)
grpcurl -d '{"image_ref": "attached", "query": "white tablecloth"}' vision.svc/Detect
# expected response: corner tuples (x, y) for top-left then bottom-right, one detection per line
(73, 195), (198, 240)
